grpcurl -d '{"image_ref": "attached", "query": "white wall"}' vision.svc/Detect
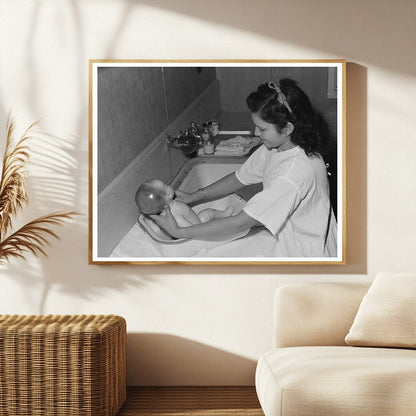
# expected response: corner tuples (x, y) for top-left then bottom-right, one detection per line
(0, 0), (415, 385)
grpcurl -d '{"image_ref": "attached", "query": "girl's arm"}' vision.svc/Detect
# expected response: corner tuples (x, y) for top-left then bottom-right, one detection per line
(175, 172), (246, 205)
(151, 205), (261, 241)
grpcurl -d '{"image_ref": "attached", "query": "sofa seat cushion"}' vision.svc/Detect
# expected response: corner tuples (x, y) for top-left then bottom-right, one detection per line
(256, 346), (416, 416)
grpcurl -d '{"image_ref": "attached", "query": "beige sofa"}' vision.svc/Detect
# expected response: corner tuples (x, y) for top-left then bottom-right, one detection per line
(255, 282), (416, 416)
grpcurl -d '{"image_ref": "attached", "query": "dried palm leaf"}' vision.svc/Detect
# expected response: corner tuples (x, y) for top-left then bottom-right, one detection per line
(0, 117), (38, 239)
(0, 115), (79, 264)
(0, 211), (78, 265)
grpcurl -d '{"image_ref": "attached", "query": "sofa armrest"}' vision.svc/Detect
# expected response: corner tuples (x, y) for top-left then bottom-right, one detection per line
(273, 282), (370, 348)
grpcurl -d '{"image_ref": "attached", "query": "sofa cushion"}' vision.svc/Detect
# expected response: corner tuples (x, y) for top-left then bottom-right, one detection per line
(274, 283), (370, 348)
(256, 346), (416, 416)
(345, 272), (416, 348)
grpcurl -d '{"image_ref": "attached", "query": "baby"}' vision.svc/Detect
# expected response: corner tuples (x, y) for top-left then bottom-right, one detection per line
(135, 179), (234, 228)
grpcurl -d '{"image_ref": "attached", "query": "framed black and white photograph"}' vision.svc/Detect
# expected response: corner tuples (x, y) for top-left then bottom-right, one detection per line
(89, 60), (345, 265)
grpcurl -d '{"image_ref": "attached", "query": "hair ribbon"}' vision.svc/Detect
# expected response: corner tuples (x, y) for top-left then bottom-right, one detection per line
(268, 81), (293, 114)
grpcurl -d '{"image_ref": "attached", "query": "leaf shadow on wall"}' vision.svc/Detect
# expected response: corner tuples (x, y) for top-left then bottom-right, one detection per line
(0, 1), (146, 313)
(0, 127), (151, 314)
(0, 0), (369, 300)
(133, 0), (413, 77)
(0, 1), (164, 313)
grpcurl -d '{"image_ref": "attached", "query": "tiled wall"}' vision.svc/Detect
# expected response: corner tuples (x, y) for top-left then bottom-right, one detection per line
(97, 79), (222, 256)
(97, 66), (216, 194)
(217, 66), (331, 114)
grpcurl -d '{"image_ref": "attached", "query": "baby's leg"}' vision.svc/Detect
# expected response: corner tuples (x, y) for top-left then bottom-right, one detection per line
(197, 206), (234, 223)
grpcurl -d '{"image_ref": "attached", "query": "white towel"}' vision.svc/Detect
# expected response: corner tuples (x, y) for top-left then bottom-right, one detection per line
(214, 147), (246, 156)
(215, 136), (260, 156)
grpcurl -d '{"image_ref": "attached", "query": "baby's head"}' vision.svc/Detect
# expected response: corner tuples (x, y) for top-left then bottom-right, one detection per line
(135, 179), (175, 214)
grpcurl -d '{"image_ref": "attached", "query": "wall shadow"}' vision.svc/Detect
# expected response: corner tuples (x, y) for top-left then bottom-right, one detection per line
(0, 0), (151, 311)
(0, 124), (155, 313)
(0, 2), (370, 288)
(133, 0), (414, 77)
(127, 333), (257, 386)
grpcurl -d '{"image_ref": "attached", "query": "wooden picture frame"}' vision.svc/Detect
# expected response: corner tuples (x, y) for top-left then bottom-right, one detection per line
(89, 60), (345, 265)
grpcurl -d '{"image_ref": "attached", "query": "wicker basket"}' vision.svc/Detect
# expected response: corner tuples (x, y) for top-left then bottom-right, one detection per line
(0, 314), (126, 416)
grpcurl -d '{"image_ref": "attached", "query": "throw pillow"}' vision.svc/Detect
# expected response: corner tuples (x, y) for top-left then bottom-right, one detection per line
(345, 272), (416, 348)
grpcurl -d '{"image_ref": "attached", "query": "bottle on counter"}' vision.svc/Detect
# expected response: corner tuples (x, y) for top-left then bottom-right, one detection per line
(201, 123), (210, 143)
(197, 139), (205, 156)
(186, 121), (202, 157)
(204, 140), (215, 155)
(208, 119), (220, 137)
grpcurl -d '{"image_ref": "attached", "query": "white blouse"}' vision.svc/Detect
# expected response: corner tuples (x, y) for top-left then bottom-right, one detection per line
(236, 145), (337, 258)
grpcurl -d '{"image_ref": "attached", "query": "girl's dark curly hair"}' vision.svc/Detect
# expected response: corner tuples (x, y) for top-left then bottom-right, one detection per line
(246, 78), (331, 156)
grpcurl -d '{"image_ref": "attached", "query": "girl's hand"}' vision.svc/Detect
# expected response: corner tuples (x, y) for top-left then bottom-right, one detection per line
(174, 189), (195, 204)
(150, 206), (183, 239)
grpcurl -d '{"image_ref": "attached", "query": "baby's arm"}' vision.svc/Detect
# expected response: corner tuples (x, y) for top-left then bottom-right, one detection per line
(197, 207), (234, 223)
(170, 201), (201, 227)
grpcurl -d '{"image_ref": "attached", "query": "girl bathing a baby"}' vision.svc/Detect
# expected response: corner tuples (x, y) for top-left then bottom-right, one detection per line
(136, 78), (337, 258)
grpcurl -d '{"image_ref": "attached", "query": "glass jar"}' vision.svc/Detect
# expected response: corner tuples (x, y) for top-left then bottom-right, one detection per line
(208, 119), (220, 137)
